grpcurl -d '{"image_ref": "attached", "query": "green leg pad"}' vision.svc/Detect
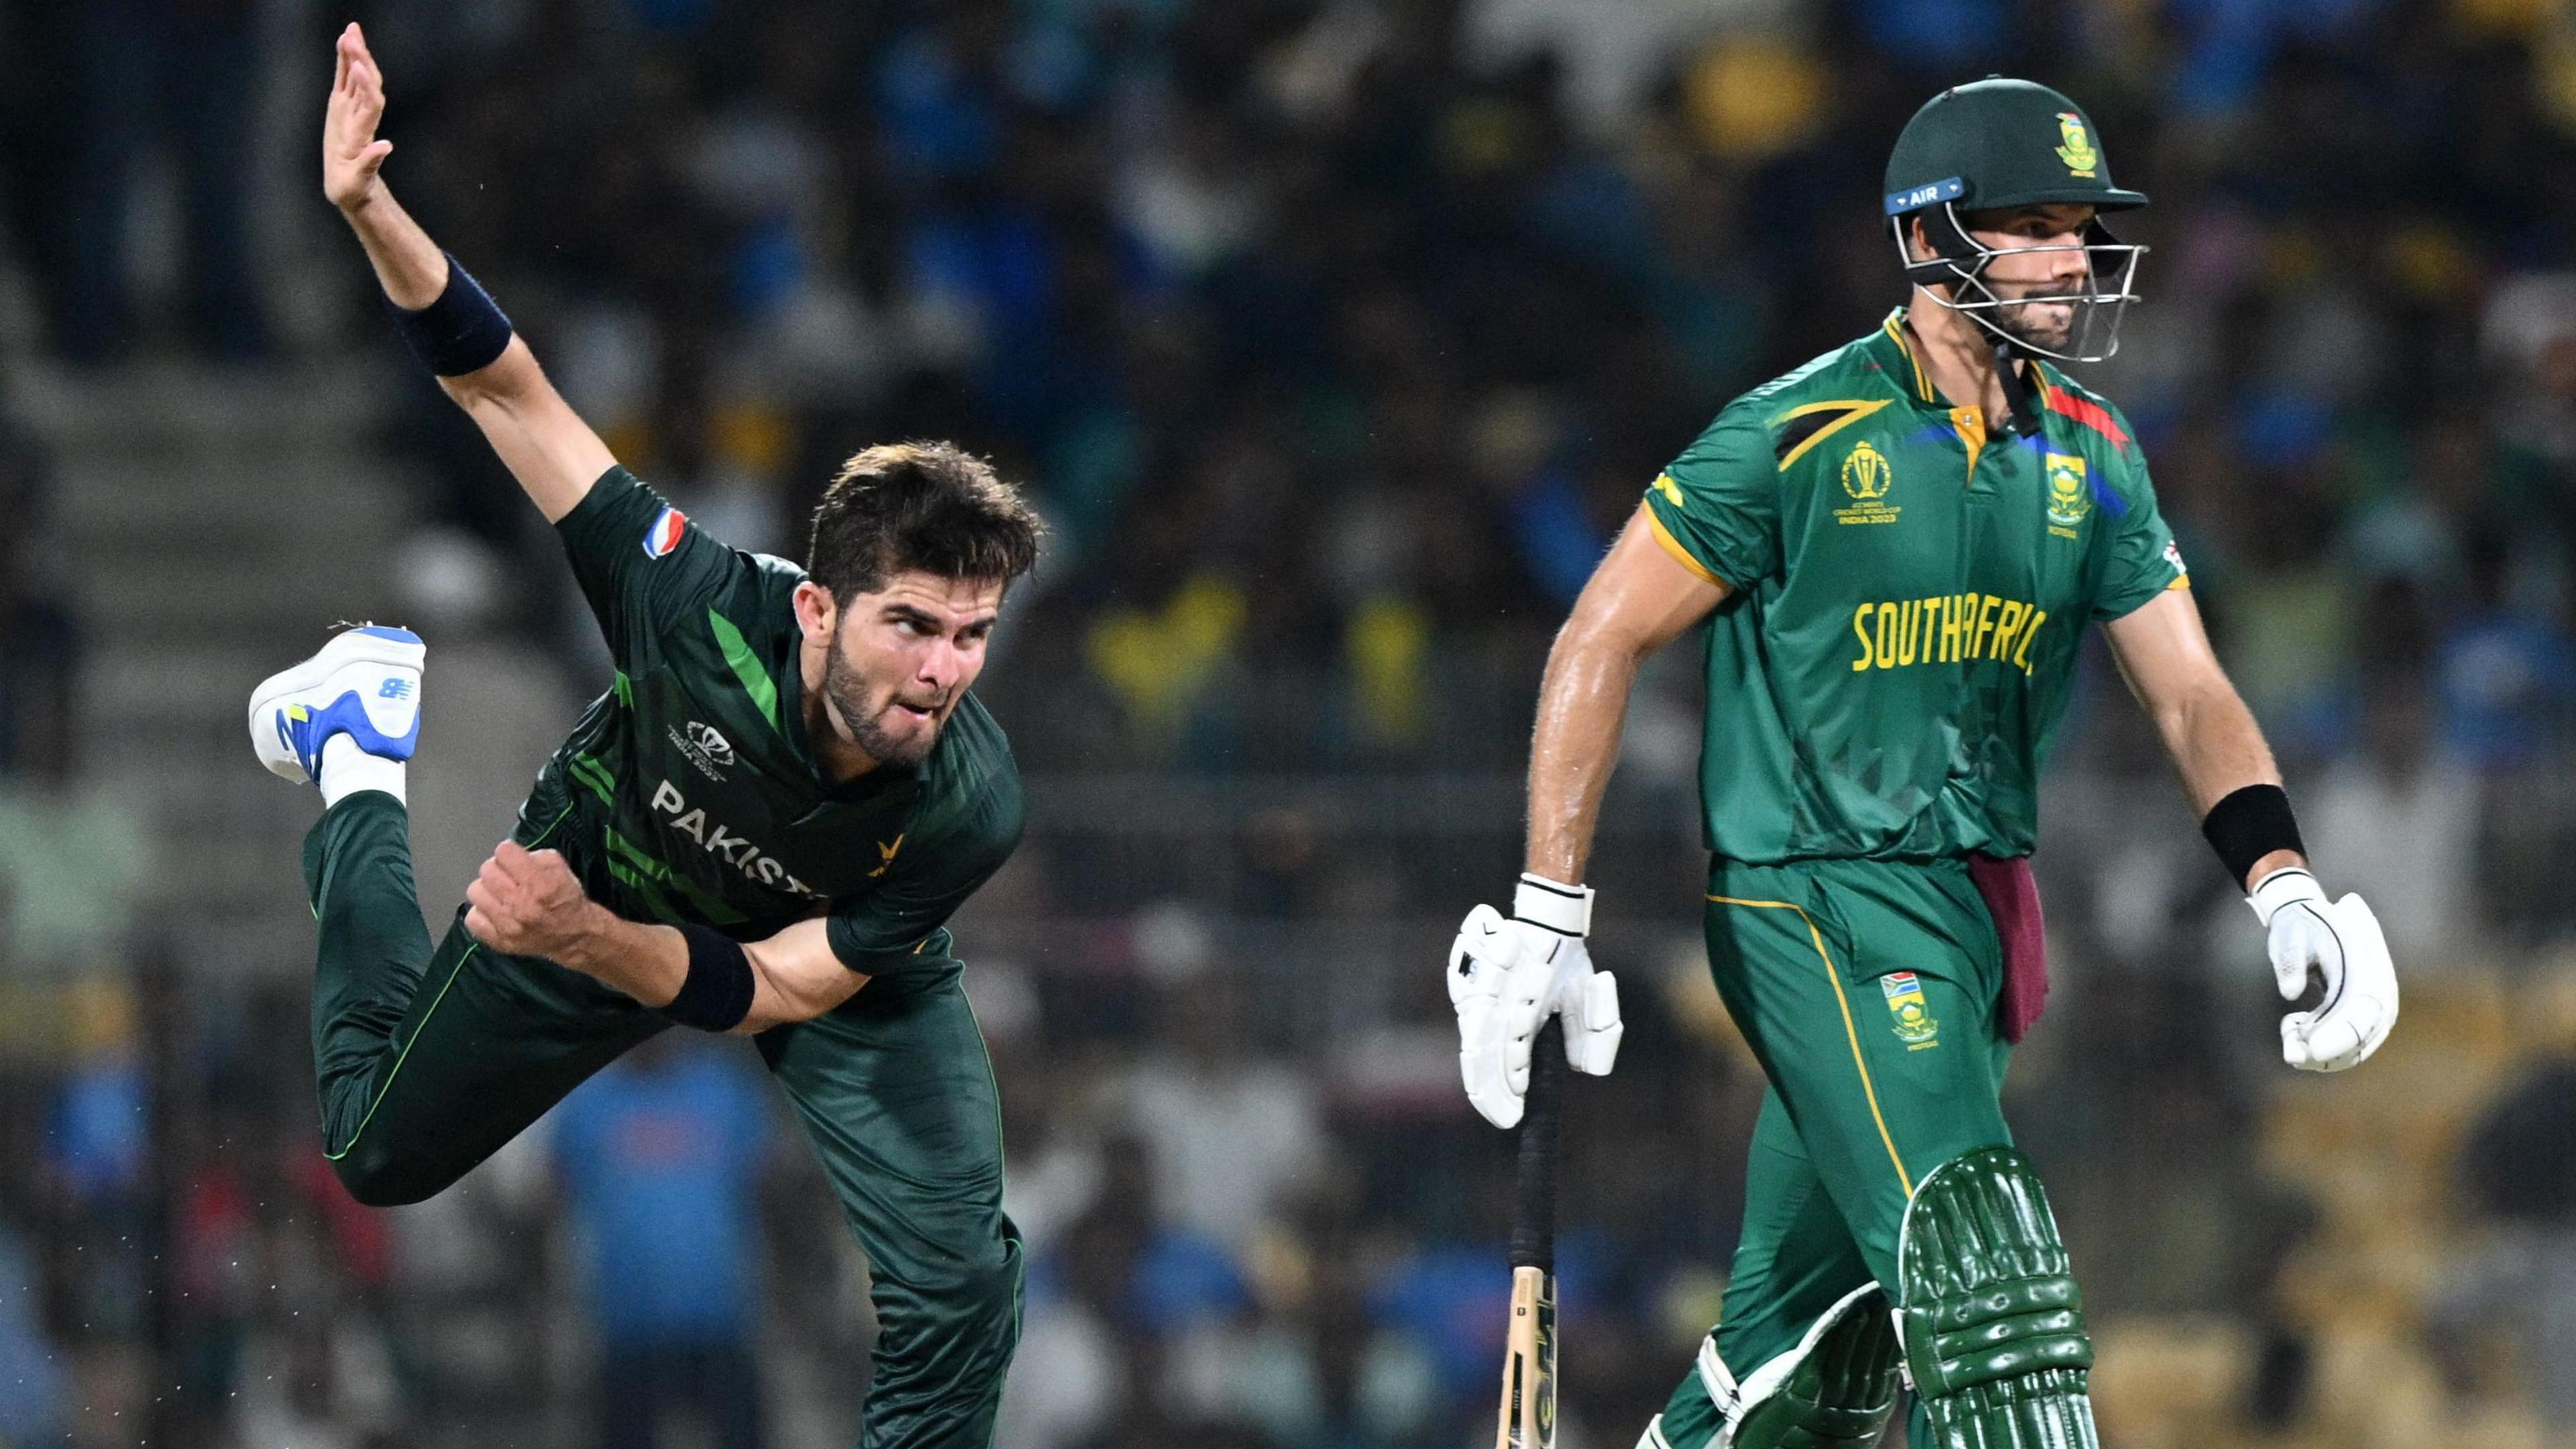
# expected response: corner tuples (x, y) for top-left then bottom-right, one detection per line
(1896, 1147), (2098, 1449)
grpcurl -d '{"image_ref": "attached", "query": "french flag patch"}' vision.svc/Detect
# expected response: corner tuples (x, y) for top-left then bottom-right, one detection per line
(642, 506), (688, 559)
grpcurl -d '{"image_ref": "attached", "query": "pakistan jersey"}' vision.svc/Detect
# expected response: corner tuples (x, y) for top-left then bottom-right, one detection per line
(520, 466), (1024, 984)
(1644, 309), (2186, 863)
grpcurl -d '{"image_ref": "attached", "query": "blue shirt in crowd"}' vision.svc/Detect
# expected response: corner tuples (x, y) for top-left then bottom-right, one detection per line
(551, 1044), (774, 1344)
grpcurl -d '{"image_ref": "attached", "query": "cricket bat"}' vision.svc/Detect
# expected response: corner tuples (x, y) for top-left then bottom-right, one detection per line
(1495, 1018), (1566, 1449)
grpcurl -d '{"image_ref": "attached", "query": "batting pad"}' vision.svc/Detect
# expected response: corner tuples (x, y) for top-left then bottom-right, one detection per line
(1896, 1146), (2097, 1449)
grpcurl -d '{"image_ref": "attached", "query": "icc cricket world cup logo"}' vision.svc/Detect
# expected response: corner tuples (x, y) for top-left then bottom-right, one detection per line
(1841, 441), (1892, 502)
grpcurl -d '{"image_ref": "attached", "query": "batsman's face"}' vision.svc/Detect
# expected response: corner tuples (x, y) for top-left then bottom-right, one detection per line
(800, 573), (1003, 769)
(1959, 203), (2097, 352)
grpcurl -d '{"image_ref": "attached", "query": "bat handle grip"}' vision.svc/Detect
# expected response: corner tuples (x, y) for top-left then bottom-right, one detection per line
(1509, 1017), (1566, 1272)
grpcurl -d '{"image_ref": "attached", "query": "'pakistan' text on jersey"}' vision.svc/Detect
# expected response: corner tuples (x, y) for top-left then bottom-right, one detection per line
(1645, 311), (2186, 864)
(517, 468), (1024, 984)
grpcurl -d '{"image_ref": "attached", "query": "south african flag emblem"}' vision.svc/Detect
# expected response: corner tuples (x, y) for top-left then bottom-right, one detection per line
(1881, 971), (1939, 1049)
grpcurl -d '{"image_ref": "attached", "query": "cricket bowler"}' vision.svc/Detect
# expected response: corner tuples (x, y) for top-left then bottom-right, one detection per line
(1446, 78), (2400, 1448)
(248, 27), (1040, 1443)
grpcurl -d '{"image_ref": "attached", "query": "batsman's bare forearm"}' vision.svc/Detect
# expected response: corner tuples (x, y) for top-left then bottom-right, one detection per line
(2103, 587), (2304, 888)
(1527, 631), (1644, 883)
(1524, 509), (1729, 883)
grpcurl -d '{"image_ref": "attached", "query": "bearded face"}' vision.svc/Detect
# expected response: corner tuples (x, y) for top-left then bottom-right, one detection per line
(804, 572), (1006, 771)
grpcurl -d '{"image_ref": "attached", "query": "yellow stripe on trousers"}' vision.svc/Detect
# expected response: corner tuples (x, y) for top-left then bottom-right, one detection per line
(1708, 894), (1915, 1195)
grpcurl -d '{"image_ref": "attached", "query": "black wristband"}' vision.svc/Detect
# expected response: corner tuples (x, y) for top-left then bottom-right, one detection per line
(390, 252), (513, 376)
(661, 924), (754, 1032)
(2201, 783), (2306, 889)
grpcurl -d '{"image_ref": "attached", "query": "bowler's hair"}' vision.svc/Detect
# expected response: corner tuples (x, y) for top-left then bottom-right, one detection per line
(806, 441), (1043, 603)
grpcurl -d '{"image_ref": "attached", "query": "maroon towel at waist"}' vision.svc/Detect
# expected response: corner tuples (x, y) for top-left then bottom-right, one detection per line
(1967, 853), (2048, 1043)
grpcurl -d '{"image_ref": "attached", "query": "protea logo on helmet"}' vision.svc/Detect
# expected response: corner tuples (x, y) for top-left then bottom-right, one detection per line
(2053, 112), (2098, 178)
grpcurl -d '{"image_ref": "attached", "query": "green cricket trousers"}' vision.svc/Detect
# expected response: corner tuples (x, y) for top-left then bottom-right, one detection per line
(1658, 854), (2018, 1448)
(303, 792), (1022, 1448)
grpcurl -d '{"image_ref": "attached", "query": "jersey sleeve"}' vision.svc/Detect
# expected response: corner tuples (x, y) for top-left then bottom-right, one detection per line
(1641, 402), (1780, 591)
(2088, 437), (2191, 623)
(823, 773), (1025, 977)
(553, 466), (749, 667)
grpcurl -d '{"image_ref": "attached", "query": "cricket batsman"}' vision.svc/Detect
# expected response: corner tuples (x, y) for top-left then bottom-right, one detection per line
(1446, 78), (2400, 1448)
(247, 27), (1040, 1443)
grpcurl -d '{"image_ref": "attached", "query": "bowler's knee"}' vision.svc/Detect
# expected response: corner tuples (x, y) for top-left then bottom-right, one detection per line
(325, 1136), (455, 1208)
(888, 1232), (1023, 1350)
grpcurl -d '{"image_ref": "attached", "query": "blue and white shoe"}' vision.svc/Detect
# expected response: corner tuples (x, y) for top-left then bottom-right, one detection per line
(248, 625), (425, 786)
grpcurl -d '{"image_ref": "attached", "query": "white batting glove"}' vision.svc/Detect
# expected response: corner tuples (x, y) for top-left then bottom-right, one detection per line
(2249, 867), (2398, 1072)
(1448, 875), (1625, 1128)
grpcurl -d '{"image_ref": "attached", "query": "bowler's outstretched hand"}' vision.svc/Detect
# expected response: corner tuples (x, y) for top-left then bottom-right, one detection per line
(324, 22), (394, 211)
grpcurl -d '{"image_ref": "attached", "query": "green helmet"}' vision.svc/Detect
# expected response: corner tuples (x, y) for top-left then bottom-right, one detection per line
(1884, 78), (2146, 217)
(1883, 78), (2147, 364)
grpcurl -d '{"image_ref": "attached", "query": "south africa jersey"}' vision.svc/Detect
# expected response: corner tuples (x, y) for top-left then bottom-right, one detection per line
(1644, 310), (2186, 863)
(519, 467), (1023, 984)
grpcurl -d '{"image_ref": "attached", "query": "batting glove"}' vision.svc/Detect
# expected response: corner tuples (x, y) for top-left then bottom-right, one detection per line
(2249, 867), (2398, 1072)
(1448, 874), (1624, 1128)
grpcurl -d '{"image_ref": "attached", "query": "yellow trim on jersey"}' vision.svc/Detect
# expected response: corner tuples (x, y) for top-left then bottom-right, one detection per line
(1774, 398), (1895, 473)
(1707, 893), (1915, 1195)
(1950, 407), (1985, 484)
(2167, 574), (2192, 590)
(1880, 313), (1936, 403)
(1643, 504), (1727, 589)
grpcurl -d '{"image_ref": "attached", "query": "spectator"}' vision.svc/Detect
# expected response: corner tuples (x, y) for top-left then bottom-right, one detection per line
(1120, 907), (1330, 1253)
(550, 1034), (776, 1449)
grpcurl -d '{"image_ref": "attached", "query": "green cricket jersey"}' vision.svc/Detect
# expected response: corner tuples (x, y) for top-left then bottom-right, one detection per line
(1644, 310), (2187, 863)
(517, 466), (1024, 983)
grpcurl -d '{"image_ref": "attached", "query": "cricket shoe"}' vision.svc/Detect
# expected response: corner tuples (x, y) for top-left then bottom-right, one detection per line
(248, 625), (424, 800)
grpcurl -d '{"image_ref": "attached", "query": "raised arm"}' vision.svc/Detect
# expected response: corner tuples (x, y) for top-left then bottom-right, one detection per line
(323, 23), (612, 524)
(1525, 505), (1730, 880)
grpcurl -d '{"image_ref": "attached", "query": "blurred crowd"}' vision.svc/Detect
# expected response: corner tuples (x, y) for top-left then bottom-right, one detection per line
(5, 0), (2576, 1445)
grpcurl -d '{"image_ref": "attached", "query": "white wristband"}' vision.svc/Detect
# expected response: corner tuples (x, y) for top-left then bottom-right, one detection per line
(2247, 866), (2324, 927)
(1514, 873), (1593, 936)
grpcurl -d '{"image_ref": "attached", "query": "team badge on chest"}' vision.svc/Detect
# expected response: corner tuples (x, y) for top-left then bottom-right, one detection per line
(2044, 453), (2089, 539)
(1835, 441), (1902, 526)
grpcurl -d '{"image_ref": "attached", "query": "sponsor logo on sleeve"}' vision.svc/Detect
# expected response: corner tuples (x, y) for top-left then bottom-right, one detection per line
(643, 506), (689, 559)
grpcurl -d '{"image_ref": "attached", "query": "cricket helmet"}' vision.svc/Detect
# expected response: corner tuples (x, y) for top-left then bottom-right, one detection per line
(1883, 77), (2147, 363)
